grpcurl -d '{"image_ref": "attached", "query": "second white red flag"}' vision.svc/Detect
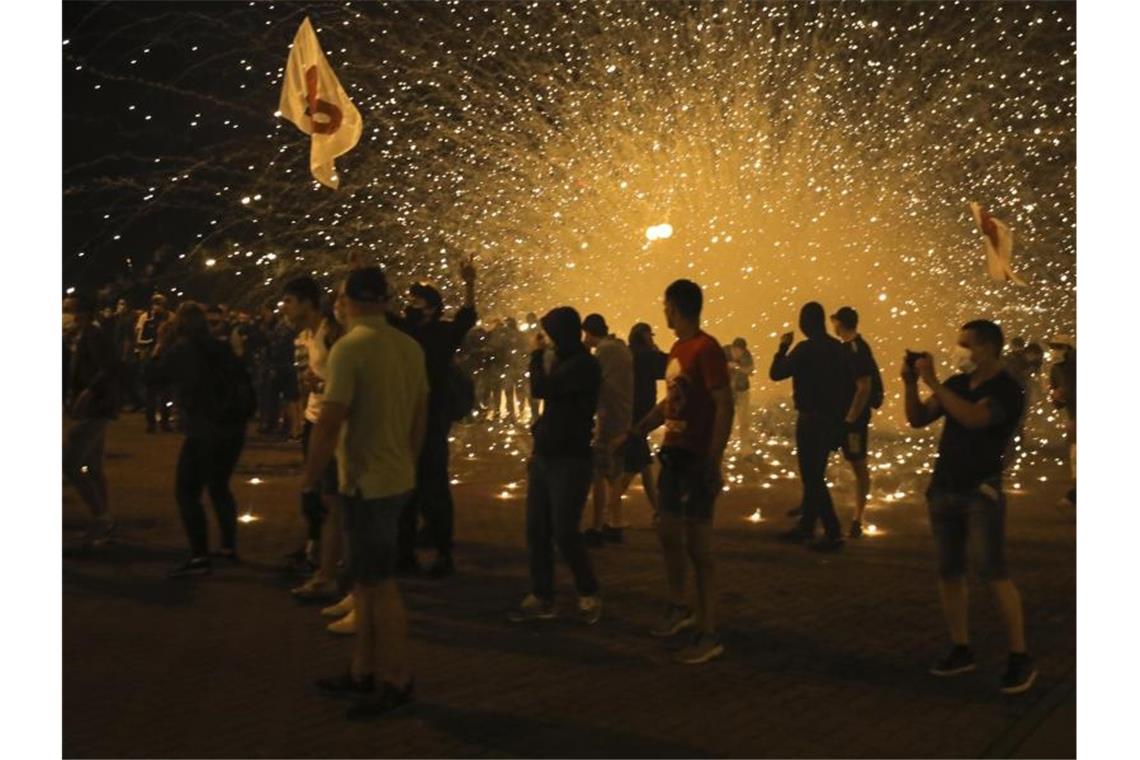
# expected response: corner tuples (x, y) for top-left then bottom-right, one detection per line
(278, 17), (362, 189)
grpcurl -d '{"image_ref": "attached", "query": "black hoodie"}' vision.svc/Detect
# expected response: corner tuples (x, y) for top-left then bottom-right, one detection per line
(769, 302), (853, 421)
(528, 307), (602, 458)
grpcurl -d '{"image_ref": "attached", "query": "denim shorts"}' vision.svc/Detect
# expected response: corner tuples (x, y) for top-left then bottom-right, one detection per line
(657, 447), (718, 522)
(927, 483), (1008, 580)
(342, 491), (412, 584)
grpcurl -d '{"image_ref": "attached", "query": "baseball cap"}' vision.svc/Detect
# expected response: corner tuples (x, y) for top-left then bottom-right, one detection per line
(831, 306), (858, 330)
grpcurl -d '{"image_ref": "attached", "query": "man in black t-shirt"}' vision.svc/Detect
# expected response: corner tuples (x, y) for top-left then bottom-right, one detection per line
(830, 307), (879, 538)
(903, 319), (1036, 695)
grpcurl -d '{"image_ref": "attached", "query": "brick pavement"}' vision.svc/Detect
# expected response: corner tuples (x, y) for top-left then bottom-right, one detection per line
(63, 418), (1076, 758)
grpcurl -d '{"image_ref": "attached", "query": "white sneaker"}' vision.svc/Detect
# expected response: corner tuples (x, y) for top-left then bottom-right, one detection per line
(321, 593), (354, 618)
(327, 609), (356, 635)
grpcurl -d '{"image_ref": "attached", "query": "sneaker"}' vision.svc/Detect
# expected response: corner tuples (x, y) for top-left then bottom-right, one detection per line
(346, 678), (414, 721)
(316, 670), (375, 697)
(1000, 653), (1037, 695)
(582, 529), (605, 548)
(785, 506), (803, 518)
(777, 527), (812, 543)
(674, 632), (725, 664)
(292, 577), (339, 601)
(602, 525), (625, 544)
(83, 517), (117, 547)
(650, 604), (697, 638)
(929, 645), (977, 677)
(849, 520), (864, 539)
(211, 548), (240, 563)
(578, 595), (602, 625)
(322, 593), (355, 618)
(168, 557), (211, 579)
(327, 610), (356, 635)
(807, 536), (845, 553)
(507, 593), (556, 623)
(425, 556), (455, 580)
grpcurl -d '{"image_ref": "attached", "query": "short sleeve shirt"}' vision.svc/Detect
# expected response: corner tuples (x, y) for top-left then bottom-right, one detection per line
(662, 331), (730, 458)
(302, 320), (334, 424)
(324, 315), (428, 499)
(930, 371), (1025, 493)
(593, 336), (634, 441)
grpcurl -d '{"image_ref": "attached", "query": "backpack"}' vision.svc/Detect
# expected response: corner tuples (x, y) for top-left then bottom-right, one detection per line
(447, 361), (476, 423)
(209, 342), (257, 425)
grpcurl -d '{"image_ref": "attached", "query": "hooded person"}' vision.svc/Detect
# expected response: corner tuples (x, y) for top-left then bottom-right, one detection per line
(769, 301), (854, 551)
(508, 306), (604, 624)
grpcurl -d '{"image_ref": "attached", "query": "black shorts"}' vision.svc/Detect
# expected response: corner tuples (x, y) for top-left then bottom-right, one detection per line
(841, 416), (871, 462)
(623, 435), (653, 474)
(342, 491), (412, 584)
(657, 447), (718, 522)
(301, 420), (339, 494)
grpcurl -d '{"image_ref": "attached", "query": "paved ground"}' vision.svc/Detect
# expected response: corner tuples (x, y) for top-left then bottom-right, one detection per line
(63, 417), (1076, 758)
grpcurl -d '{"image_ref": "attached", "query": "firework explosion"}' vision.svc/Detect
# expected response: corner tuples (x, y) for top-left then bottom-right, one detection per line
(63, 1), (1075, 420)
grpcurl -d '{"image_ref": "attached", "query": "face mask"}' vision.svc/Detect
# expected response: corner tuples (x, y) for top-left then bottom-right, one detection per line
(950, 345), (976, 374)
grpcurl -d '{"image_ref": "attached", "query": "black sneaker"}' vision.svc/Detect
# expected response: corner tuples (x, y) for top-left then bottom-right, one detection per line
(785, 506), (803, 518)
(425, 556), (455, 579)
(582, 529), (605, 548)
(316, 671), (376, 698)
(346, 678), (414, 720)
(602, 525), (624, 544)
(777, 527), (811, 543)
(929, 645), (976, 677)
(168, 557), (211, 579)
(807, 536), (845, 553)
(211, 549), (240, 564)
(1000, 653), (1037, 695)
(849, 520), (864, 539)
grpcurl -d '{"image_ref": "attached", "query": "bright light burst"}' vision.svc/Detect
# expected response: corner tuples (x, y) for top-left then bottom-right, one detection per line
(64, 1), (1074, 420)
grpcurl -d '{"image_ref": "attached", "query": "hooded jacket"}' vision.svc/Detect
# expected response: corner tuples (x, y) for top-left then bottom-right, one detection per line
(769, 303), (853, 421)
(528, 307), (601, 458)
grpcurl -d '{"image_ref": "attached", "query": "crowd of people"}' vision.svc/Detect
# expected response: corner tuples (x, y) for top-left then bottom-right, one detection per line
(62, 260), (1077, 719)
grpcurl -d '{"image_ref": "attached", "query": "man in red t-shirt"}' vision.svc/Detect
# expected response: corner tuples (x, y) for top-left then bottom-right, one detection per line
(613, 279), (734, 664)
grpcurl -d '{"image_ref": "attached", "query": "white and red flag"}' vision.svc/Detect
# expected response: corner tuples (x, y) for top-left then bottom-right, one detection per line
(969, 201), (1027, 286)
(278, 17), (362, 189)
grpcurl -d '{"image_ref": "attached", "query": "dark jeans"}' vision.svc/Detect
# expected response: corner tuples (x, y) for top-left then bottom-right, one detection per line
(175, 429), (246, 557)
(398, 421), (455, 562)
(143, 355), (172, 428)
(526, 454), (599, 600)
(796, 414), (842, 540)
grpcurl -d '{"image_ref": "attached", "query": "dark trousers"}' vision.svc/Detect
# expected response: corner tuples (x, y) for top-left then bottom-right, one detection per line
(257, 372), (280, 432)
(143, 358), (172, 428)
(175, 429), (246, 557)
(398, 421), (455, 562)
(796, 414), (842, 540)
(526, 454), (599, 600)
